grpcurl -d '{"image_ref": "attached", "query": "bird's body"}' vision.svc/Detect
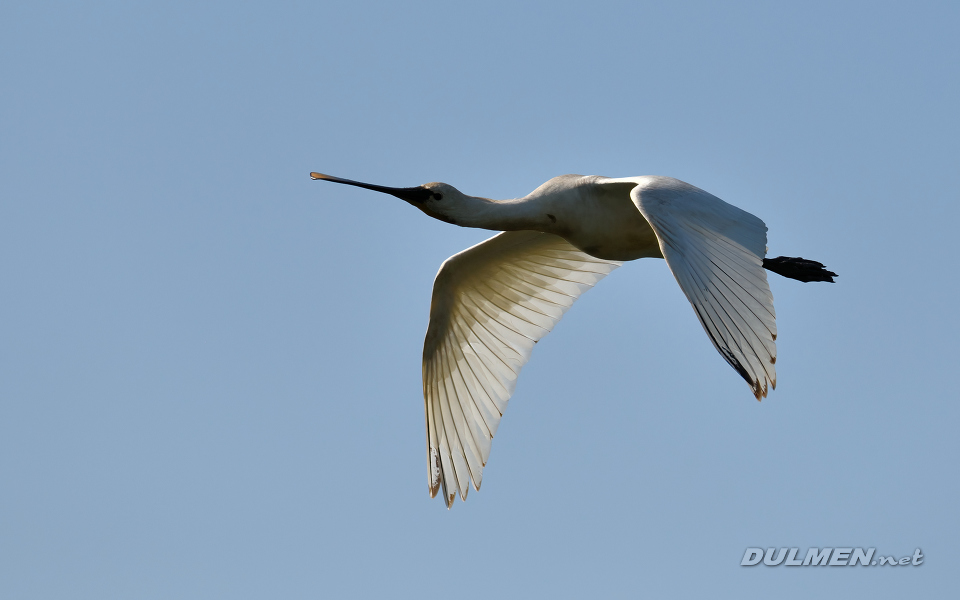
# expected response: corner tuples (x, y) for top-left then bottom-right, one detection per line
(414, 175), (664, 261)
(310, 171), (836, 508)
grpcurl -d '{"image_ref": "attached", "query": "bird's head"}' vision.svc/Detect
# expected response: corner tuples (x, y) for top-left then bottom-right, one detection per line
(310, 172), (468, 225)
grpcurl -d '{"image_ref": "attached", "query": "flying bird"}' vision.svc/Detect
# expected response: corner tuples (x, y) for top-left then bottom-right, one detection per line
(310, 172), (836, 508)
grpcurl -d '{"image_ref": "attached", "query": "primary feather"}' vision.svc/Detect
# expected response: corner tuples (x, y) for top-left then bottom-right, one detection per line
(422, 231), (620, 506)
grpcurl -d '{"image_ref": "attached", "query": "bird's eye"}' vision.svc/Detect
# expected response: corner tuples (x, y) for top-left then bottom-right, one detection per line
(432, 192), (443, 200)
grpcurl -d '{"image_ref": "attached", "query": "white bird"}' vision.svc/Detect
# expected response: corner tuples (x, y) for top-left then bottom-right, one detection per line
(310, 171), (835, 508)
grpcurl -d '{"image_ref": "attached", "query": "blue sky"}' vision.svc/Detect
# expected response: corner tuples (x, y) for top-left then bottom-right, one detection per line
(2, 1), (958, 597)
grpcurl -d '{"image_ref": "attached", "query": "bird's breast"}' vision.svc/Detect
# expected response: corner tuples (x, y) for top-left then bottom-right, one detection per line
(551, 190), (663, 262)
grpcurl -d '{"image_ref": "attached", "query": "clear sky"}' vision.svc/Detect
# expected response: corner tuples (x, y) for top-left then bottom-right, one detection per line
(2, 1), (958, 597)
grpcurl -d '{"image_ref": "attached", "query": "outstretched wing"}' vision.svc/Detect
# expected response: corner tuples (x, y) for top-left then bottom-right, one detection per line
(423, 231), (620, 507)
(627, 177), (777, 400)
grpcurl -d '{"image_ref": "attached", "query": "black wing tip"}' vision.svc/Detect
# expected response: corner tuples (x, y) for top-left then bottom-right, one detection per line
(763, 256), (837, 283)
(720, 347), (770, 401)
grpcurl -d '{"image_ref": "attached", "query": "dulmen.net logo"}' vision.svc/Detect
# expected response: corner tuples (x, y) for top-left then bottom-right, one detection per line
(741, 548), (923, 567)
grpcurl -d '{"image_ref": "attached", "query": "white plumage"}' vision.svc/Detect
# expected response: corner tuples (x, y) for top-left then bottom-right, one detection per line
(422, 230), (621, 504)
(310, 172), (832, 508)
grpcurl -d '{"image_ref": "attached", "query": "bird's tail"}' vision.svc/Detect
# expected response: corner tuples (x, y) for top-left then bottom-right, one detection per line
(762, 256), (837, 283)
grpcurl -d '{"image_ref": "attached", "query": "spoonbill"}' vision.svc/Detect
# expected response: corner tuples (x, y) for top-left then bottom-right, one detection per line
(310, 171), (836, 508)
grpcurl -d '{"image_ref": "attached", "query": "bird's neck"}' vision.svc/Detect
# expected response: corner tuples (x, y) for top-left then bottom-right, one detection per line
(442, 195), (546, 232)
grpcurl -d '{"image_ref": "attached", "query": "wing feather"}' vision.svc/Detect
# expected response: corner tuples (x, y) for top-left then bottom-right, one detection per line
(629, 178), (778, 400)
(423, 231), (620, 507)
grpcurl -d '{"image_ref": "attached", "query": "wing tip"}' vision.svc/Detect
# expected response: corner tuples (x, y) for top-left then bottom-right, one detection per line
(751, 376), (776, 401)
